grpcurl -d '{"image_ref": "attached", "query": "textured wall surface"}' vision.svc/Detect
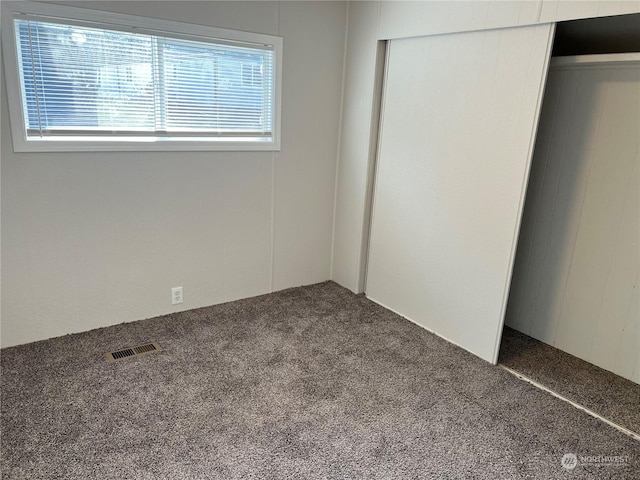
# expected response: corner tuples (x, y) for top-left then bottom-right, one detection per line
(1, 1), (347, 347)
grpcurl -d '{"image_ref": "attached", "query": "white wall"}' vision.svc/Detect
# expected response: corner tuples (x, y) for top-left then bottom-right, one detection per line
(377, 0), (640, 40)
(332, 0), (640, 293)
(330, 0), (381, 293)
(540, 0), (640, 22)
(377, 0), (542, 40)
(1, 1), (347, 347)
(506, 58), (640, 383)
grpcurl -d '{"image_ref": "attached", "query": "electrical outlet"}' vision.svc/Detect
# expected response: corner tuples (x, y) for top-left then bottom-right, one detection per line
(171, 287), (183, 305)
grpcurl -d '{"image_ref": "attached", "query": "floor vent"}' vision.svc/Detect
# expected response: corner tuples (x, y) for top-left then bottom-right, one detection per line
(106, 342), (163, 363)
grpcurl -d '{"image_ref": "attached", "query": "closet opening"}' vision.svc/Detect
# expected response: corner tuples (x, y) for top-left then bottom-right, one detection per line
(499, 13), (640, 437)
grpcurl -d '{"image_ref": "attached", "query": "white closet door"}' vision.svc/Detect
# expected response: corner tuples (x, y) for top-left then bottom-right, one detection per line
(366, 24), (554, 363)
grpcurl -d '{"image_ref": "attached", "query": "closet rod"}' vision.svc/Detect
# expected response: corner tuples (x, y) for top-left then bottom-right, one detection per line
(551, 52), (640, 68)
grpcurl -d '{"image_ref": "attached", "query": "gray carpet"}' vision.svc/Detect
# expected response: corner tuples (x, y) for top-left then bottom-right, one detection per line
(499, 326), (640, 436)
(1, 282), (639, 479)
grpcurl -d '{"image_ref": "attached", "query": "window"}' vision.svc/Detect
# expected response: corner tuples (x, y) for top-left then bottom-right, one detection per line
(1, 1), (282, 151)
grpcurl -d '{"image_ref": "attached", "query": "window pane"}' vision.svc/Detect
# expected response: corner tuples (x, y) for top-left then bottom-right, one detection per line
(16, 19), (155, 132)
(162, 37), (273, 133)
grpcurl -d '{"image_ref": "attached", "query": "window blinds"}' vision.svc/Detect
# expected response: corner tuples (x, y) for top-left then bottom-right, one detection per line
(14, 16), (275, 139)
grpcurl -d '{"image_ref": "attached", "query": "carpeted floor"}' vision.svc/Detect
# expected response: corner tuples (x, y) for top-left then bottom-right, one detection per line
(499, 326), (640, 436)
(1, 282), (639, 479)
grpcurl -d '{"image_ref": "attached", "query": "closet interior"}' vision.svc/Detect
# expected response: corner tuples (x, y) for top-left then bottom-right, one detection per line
(500, 13), (640, 422)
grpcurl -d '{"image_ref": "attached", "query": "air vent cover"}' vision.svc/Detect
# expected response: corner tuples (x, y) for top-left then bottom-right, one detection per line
(106, 342), (163, 363)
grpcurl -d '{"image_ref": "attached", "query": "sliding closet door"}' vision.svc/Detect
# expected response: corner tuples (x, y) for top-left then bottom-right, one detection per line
(366, 24), (554, 363)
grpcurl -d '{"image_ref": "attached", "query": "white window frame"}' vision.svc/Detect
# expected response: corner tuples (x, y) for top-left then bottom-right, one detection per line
(1, 1), (283, 152)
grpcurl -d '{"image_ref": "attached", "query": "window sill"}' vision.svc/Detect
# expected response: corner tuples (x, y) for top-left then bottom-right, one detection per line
(11, 137), (280, 153)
